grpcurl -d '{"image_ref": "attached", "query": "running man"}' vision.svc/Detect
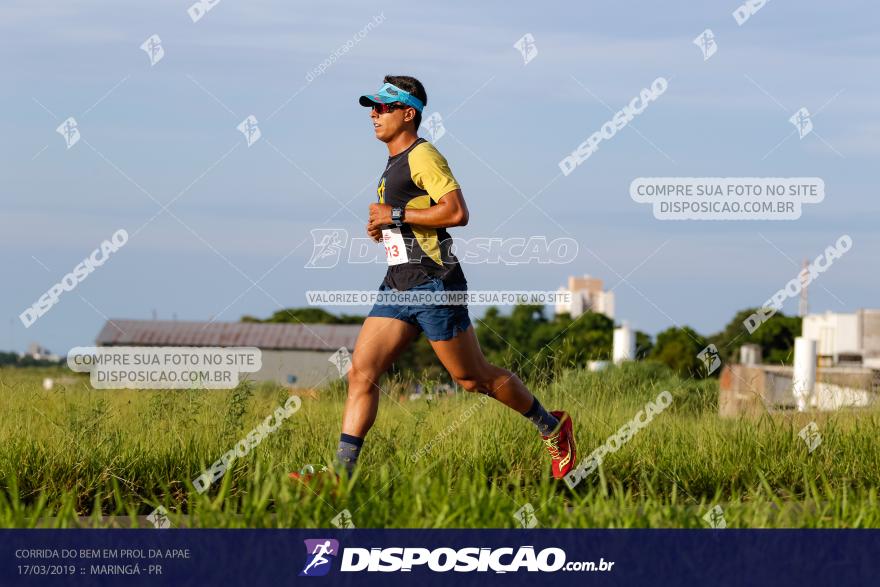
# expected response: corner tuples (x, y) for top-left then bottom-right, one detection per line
(301, 541), (334, 575)
(291, 75), (576, 481)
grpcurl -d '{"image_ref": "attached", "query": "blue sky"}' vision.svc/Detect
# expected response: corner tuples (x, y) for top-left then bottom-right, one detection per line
(2, 0), (877, 354)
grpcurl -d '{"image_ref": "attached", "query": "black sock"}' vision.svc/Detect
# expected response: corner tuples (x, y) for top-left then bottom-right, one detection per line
(336, 433), (364, 475)
(523, 397), (560, 436)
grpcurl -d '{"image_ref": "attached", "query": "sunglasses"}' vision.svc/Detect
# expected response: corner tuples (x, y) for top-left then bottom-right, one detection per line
(371, 102), (407, 114)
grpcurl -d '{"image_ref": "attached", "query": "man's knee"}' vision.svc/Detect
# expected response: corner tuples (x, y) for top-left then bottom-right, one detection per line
(453, 365), (504, 394)
(454, 376), (481, 393)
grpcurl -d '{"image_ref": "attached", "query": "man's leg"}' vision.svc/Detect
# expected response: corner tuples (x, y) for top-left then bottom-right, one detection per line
(338, 316), (419, 473)
(429, 325), (577, 478)
(428, 325), (552, 427)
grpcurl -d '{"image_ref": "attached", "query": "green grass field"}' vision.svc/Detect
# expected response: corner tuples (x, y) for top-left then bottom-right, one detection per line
(2, 362), (880, 528)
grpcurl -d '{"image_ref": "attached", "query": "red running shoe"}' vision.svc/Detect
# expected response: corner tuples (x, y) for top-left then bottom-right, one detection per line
(542, 411), (576, 479)
(288, 464), (340, 486)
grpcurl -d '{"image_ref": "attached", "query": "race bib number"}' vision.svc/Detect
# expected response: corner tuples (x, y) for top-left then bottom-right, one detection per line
(382, 228), (409, 266)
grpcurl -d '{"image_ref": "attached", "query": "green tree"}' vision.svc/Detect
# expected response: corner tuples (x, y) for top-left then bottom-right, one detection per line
(475, 306), (622, 380)
(635, 331), (654, 360)
(648, 326), (707, 378)
(709, 308), (801, 365)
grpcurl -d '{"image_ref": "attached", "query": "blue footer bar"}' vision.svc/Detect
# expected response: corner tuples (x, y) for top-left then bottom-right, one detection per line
(2, 529), (875, 586)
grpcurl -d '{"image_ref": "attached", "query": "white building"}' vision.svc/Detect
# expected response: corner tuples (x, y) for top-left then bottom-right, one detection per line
(555, 275), (615, 319)
(26, 342), (60, 362)
(801, 309), (880, 368)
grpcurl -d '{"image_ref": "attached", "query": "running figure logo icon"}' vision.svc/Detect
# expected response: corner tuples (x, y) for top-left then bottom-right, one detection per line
(789, 107), (813, 139)
(693, 29), (717, 61)
(140, 34), (165, 66)
(237, 114), (261, 146)
(328, 347), (352, 377)
(697, 344), (721, 376)
(56, 117), (80, 149)
(513, 33), (538, 64)
(300, 539), (339, 577)
(420, 112), (446, 143)
(305, 228), (348, 269)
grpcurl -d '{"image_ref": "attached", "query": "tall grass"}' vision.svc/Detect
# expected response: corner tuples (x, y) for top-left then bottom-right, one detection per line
(1, 363), (879, 528)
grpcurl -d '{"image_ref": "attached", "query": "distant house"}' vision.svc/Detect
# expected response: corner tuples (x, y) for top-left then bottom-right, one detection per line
(95, 319), (360, 388)
(25, 342), (60, 362)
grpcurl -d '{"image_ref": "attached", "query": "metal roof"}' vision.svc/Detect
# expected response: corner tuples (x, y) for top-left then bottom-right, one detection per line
(95, 319), (361, 351)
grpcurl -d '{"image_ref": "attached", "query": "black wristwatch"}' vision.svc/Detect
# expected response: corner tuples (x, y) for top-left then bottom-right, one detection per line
(391, 207), (405, 227)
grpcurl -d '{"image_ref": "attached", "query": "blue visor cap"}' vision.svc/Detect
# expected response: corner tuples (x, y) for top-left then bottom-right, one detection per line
(358, 82), (424, 112)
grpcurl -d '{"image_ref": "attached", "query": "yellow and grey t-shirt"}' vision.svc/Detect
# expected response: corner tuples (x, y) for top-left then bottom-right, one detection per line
(377, 138), (466, 291)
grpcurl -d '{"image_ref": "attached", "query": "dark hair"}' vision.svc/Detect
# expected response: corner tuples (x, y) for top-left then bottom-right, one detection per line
(383, 75), (426, 130)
